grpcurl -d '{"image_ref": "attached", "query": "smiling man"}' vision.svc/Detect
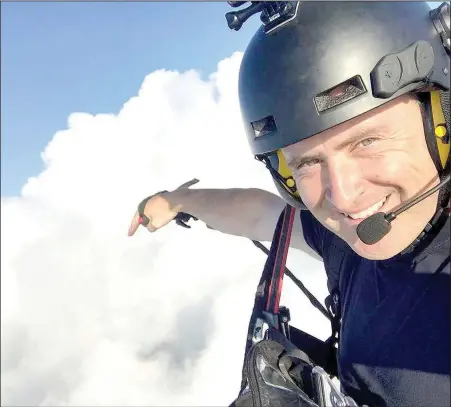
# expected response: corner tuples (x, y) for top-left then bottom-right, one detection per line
(129, 2), (450, 406)
(281, 94), (442, 261)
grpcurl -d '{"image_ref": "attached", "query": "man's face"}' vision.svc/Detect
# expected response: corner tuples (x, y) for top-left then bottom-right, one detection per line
(282, 95), (440, 260)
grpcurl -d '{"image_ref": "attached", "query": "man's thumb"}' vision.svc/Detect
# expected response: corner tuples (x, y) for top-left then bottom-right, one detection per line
(176, 178), (199, 190)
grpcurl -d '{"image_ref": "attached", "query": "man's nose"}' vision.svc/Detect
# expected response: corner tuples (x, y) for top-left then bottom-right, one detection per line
(323, 156), (365, 212)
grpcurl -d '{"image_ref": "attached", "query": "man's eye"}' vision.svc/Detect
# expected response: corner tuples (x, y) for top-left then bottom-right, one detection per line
(298, 158), (320, 169)
(359, 137), (377, 147)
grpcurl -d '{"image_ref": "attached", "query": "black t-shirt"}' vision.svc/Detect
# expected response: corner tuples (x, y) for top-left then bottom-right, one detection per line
(300, 211), (450, 407)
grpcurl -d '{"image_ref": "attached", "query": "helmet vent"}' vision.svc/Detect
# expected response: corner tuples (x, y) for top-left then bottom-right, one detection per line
(251, 115), (277, 138)
(314, 75), (367, 114)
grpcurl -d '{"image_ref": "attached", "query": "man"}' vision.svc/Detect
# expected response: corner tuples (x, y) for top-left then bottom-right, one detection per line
(128, 2), (450, 406)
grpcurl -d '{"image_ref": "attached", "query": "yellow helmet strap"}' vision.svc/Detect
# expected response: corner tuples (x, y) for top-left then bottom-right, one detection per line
(421, 90), (450, 209)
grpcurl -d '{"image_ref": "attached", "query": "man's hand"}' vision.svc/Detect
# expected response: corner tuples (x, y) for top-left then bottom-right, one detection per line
(127, 179), (199, 236)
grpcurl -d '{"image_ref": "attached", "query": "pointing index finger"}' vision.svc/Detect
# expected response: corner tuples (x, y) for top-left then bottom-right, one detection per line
(128, 212), (142, 236)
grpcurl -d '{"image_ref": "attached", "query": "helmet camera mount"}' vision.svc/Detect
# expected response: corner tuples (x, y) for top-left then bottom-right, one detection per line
(225, 1), (299, 34)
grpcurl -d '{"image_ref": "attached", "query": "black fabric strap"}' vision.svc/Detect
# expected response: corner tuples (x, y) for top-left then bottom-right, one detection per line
(439, 89), (450, 138)
(252, 240), (331, 321)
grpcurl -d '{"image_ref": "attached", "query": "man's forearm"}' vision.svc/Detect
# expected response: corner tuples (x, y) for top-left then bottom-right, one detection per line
(163, 187), (286, 241)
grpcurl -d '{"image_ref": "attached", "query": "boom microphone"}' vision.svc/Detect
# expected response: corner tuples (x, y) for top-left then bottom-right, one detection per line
(356, 174), (450, 245)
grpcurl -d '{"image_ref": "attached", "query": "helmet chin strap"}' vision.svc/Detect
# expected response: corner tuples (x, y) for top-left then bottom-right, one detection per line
(437, 90), (451, 209)
(418, 91), (450, 211)
(255, 154), (306, 209)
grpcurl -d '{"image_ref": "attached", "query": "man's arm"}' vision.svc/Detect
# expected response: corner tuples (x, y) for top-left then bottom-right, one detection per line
(164, 187), (322, 261)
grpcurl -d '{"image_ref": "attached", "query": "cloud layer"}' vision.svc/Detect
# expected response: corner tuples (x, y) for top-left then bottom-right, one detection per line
(1, 52), (329, 406)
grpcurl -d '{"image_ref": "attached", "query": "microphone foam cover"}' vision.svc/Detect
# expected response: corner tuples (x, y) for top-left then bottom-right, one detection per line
(356, 212), (392, 245)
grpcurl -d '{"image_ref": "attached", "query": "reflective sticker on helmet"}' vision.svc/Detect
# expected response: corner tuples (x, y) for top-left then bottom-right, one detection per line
(251, 115), (277, 139)
(314, 75), (367, 114)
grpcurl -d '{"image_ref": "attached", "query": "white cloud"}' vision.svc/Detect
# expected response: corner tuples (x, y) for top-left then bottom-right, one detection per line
(1, 51), (329, 406)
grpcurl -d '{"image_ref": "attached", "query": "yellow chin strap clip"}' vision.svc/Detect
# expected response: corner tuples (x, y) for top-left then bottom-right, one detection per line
(430, 90), (450, 170)
(275, 149), (299, 196)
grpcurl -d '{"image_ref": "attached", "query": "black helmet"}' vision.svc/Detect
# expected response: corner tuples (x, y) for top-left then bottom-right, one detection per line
(231, 1), (450, 208)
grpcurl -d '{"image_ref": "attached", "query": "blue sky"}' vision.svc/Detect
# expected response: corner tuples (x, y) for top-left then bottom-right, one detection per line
(1, 2), (260, 197)
(1, 2), (441, 197)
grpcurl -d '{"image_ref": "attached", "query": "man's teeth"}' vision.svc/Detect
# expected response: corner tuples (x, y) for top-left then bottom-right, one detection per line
(345, 197), (387, 220)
